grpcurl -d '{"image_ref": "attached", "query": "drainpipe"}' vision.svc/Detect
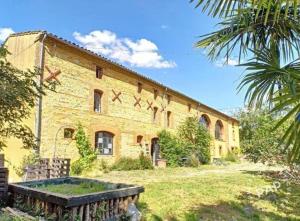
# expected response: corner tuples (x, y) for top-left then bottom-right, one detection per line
(35, 33), (47, 154)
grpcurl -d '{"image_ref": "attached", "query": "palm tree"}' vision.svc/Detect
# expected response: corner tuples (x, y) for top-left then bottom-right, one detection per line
(239, 47), (300, 161)
(191, 0), (300, 25)
(195, 1), (300, 61)
(192, 0), (300, 162)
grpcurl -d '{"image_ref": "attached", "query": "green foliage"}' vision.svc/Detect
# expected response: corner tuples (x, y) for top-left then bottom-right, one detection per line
(15, 152), (40, 177)
(177, 117), (212, 164)
(158, 117), (211, 166)
(236, 108), (290, 164)
(194, 0), (300, 163)
(158, 130), (184, 167)
(75, 124), (95, 158)
(71, 124), (96, 175)
(223, 150), (240, 163)
(0, 46), (56, 150)
(185, 153), (201, 167)
(191, 0), (300, 61)
(112, 153), (153, 171)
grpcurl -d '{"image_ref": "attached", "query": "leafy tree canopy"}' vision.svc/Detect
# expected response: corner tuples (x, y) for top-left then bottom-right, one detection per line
(236, 107), (291, 164)
(0, 46), (54, 151)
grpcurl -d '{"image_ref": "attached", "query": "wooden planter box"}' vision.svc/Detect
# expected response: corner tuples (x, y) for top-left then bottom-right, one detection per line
(0, 154), (4, 167)
(0, 167), (8, 204)
(8, 177), (144, 221)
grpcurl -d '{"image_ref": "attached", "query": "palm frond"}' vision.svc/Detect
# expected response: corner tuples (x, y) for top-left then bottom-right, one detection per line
(191, 0), (300, 23)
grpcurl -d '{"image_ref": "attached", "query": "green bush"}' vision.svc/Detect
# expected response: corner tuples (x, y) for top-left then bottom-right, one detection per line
(70, 159), (84, 175)
(112, 153), (153, 171)
(186, 153), (201, 167)
(224, 150), (240, 163)
(158, 130), (185, 167)
(158, 117), (212, 167)
(15, 152), (40, 177)
(178, 117), (212, 164)
(71, 124), (97, 175)
(139, 152), (154, 169)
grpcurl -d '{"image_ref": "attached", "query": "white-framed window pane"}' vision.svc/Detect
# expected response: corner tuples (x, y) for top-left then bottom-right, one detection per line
(95, 132), (113, 155)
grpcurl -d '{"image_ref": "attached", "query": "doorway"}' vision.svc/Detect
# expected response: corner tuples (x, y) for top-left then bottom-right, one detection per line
(151, 138), (159, 166)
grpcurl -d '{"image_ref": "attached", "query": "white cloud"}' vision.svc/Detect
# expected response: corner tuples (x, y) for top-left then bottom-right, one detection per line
(0, 27), (14, 42)
(161, 25), (168, 29)
(73, 30), (176, 69)
(215, 58), (239, 67)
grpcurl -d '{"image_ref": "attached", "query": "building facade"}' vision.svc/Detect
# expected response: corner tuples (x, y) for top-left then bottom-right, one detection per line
(3, 31), (240, 180)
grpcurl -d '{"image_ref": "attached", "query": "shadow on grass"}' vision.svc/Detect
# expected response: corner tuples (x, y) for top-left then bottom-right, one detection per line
(241, 170), (300, 218)
(137, 170), (300, 221)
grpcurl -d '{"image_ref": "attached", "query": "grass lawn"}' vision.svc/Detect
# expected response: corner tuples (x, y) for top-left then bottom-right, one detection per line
(1, 162), (299, 221)
(84, 162), (300, 221)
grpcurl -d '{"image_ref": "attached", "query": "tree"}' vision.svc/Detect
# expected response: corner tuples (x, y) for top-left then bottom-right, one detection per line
(0, 46), (54, 150)
(236, 107), (290, 164)
(158, 130), (184, 167)
(191, 0), (300, 29)
(192, 0), (300, 162)
(177, 117), (212, 164)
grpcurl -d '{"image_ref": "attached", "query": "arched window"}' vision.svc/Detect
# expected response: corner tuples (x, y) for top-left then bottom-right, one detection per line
(215, 120), (224, 140)
(167, 111), (172, 127)
(137, 135), (143, 144)
(95, 131), (114, 155)
(153, 107), (158, 123)
(64, 128), (75, 139)
(199, 114), (210, 129)
(94, 90), (102, 113)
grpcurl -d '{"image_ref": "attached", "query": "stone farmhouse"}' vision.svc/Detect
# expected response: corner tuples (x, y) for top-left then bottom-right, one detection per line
(3, 31), (240, 180)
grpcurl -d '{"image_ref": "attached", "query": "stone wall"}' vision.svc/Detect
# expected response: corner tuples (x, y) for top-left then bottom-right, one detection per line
(39, 36), (240, 162)
(3, 32), (240, 182)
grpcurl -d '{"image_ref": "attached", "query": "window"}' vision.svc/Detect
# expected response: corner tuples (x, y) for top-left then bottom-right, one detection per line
(219, 146), (222, 156)
(188, 104), (192, 112)
(153, 107), (158, 123)
(167, 111), (172, 127)
(232, 124), (236, 141)
(95, 131), (114, 155)
(154, 89), (158, 100)
(199, 114), (210, 129)
(94, 90), (102, 113)
(137, 82), (143, 93)
(96, 66), (103, 79)
(167, 94), (171, 104)
(215, 120), (224, 140)
(137, 135), (143, 144)
(64, 128), (74, 139)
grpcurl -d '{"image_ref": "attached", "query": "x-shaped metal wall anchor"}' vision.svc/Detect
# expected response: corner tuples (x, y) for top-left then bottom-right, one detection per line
(147, 100), (153, 110)
(112, 89), (122, 103)
(134, 96), (142, 108)
(44, 65), (61, 82)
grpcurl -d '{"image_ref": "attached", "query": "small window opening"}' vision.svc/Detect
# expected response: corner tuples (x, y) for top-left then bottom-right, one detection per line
(96, 66), (103, 79)
(137, 82), (143, 93)
(64, 128), (74, 139)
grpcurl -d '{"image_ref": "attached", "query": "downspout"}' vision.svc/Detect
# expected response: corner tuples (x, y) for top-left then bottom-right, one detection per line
(35, 33), (47, 154)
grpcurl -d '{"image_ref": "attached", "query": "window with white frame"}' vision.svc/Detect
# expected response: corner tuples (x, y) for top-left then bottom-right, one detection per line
(95, 131), (114, 155)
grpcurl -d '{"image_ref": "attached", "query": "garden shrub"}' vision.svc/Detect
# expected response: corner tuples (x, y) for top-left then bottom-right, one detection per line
(15, 152), (40, 177)
(112, 153), (153, 171)
(224, 149), (240, 163)
(158, 117), (212, 167)
(177, 117), (212, 165)
(186, 153), (201, 167)
(71, 124), (97, 175)
(158, 130), (185, 167)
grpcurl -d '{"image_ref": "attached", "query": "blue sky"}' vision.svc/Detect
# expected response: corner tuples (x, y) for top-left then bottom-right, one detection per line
(0, 0), (245, 114)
